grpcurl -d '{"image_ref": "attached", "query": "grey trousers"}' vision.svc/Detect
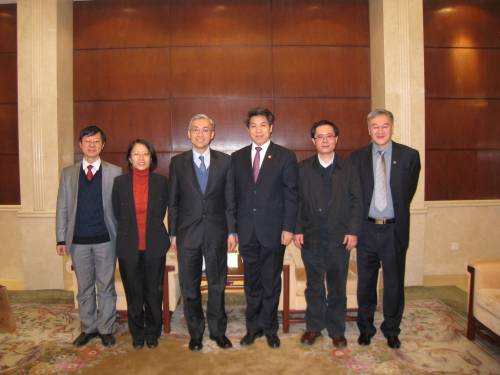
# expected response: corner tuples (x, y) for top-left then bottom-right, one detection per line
(71, 242), (117, 334)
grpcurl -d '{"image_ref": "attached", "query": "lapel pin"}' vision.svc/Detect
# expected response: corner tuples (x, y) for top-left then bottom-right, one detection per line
(268, 155), (272, 159)
(393, 161), (396, 164)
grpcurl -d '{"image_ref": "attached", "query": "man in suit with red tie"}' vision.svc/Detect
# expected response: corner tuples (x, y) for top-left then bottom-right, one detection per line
(232, 107), (299, 349)
(350, 109), (420, 350)
(168, 114), (237, 351)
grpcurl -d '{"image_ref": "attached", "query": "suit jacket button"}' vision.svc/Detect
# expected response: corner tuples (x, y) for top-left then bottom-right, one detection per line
(157, 229), (160, 232)
(203, 199), (205, 202)
(121, 218), (124, 220)
(253, 209), (257, 211)
(202, 215), (206, 218)
(319, 208), (322, 211)
(254, 191), (257, 194)
(121, 203), (124, 206)
(124, 233), (127, 236)
(158, 214), (161, 217)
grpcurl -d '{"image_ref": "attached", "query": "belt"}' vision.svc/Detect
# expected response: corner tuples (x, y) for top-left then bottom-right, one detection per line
(368, 217), (395, 224)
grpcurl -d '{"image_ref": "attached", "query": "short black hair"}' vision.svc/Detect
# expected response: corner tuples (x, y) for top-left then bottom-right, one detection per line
(244, 107), (275, 128)
(79, 126), (106, 144)
(126, 139), (158, 171)
(311, 120), (339, 138)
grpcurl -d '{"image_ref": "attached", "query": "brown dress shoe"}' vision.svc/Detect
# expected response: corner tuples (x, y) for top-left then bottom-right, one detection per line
(331, 335), (347, 348)
(300, 331), (322, 346)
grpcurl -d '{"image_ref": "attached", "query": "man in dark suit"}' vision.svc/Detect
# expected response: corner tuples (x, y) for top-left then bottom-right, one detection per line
(350, 109), (420, 350)
(56, 126), (123, 348)
(293, 120), (362, 348)
(168, 114), (237, 351)
(232, 107), (299, 349)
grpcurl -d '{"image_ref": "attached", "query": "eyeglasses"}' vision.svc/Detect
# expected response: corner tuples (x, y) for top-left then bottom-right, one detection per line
(190, 127), (212, 134)
(315, 134), (336, 141)
(131, 152), (150, 158)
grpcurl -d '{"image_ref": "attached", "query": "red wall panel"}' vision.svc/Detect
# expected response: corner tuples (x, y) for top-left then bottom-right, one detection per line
(171, 47), (273, 99)
(0, 4), (16, 53)
(273, 46), (371, 98)
(273, 0), (369, 46)
(424, 0), (500, 48)
(74, 48), (170, 101)
(74, 0), (170, 49)
(170, 0), (271, 46)
(0, 53), (17, 103)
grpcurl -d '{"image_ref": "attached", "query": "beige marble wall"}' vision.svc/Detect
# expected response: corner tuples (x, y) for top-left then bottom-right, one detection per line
(424, 201), (500, 275)
(17, 0), (73, 289)
(0, 208), (23, 279)
(369, 0), (427, 285)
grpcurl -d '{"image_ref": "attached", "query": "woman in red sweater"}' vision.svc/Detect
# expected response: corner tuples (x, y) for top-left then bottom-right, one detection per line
(112, 139), (170, 350)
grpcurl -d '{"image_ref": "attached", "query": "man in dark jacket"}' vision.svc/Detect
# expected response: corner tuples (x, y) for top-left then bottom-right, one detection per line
(294, 120), (362, 348)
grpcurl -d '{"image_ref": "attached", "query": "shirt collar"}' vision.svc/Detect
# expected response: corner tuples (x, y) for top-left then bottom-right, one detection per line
(252, 139), (271, 154)
(372, 140), (393, 156)
(192, 147), (211, 165)
(317, 153), (334, 168)
(82, 158), (101, 172)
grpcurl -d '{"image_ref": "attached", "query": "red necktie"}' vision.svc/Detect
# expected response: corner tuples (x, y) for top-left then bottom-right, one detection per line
(253, 147), (262, 182)
(86, 165), (93, 181)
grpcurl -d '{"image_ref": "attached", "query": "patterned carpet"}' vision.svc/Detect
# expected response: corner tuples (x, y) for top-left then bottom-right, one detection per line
(0, 300), (499, 374)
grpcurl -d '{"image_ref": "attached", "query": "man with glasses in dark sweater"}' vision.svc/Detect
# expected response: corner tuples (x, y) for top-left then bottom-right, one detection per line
(56, 126), (122, 348)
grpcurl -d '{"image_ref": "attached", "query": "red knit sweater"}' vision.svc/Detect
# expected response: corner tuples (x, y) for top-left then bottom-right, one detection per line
(133, 168), (149, 250)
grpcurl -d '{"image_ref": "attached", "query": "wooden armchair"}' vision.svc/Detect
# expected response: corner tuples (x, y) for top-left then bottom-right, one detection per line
(280, 243), (382, 333)
(467, 259), (500, 348)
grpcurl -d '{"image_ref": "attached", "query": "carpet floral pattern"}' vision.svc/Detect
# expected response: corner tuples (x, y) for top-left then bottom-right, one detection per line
(0, 300), (499, 374)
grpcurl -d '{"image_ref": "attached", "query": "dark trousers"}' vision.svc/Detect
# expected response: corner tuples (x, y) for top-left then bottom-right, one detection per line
(301, 238), (351, 337)
(356, 220), (406, 337)
(177, 240), (228, 339)
(239, 232), (285, 335)
(118, 252), (166, 340)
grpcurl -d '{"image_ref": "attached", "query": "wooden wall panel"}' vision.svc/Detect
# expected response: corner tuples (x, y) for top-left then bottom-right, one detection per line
(0, 155), (20, 204)
(426, 150), (500, 200)
(0, 53), (17, 103)
(74, 48), (170, 101)
(273, 0), (369, 46)
(424, 0), (500, 48)
(0, 4), (17, 53)
(74, 0), (169, 49)
(426, 99), (500, 150)
(74, 100), (171, 153)
(273, 98), (371, 151)
(0, 104), (18, 154)
(425, 49), (500, 98)
(171, 99), (273, 152)
(170, 0), (271, 46)
(171, 47), (273, 99)
(273, 47), (371, 98)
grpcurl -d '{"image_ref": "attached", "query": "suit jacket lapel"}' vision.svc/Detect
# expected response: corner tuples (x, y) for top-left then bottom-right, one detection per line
(256, 142), (275, 186)
(124, 173), (138, 230)
(184, 151), (204, 196)
(101, 161), (110, 211)
(71, 163), (81, 221)
(204, 149), (219, 195)
(364, 145), (374, 187)
(390, 141), (400, 185)
(242, 145), (254, 184)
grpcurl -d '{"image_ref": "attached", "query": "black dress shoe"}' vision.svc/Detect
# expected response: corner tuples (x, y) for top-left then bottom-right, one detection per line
(73, 332), (99, 347)
(209, 335), (233, 349)
(132, 339), (145, 350)
(101, 333), (115, 348)
(358, 333), (373, 346)
(147, 338), (159, 349)
(240, 332), (264, 347)
(188, 337), (203, 351)
(387, 336), (401, 349)
(265, 334), (280, 349)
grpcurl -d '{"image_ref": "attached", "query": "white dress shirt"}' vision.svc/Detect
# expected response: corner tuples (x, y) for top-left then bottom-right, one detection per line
(251, 140), (271, 169)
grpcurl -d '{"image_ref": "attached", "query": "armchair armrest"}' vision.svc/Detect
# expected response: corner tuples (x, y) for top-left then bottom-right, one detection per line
(468, 259), (500, 290)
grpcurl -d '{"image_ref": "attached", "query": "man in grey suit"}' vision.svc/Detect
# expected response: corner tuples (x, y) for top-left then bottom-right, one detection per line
(168, 114), (237, 351)
(56, 126), (123, 348)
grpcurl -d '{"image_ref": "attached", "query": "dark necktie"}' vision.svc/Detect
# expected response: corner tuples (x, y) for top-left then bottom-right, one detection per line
(199, 156), (206, 173)
(253, 147), (262, 182)
(86, 165), (93, 181)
